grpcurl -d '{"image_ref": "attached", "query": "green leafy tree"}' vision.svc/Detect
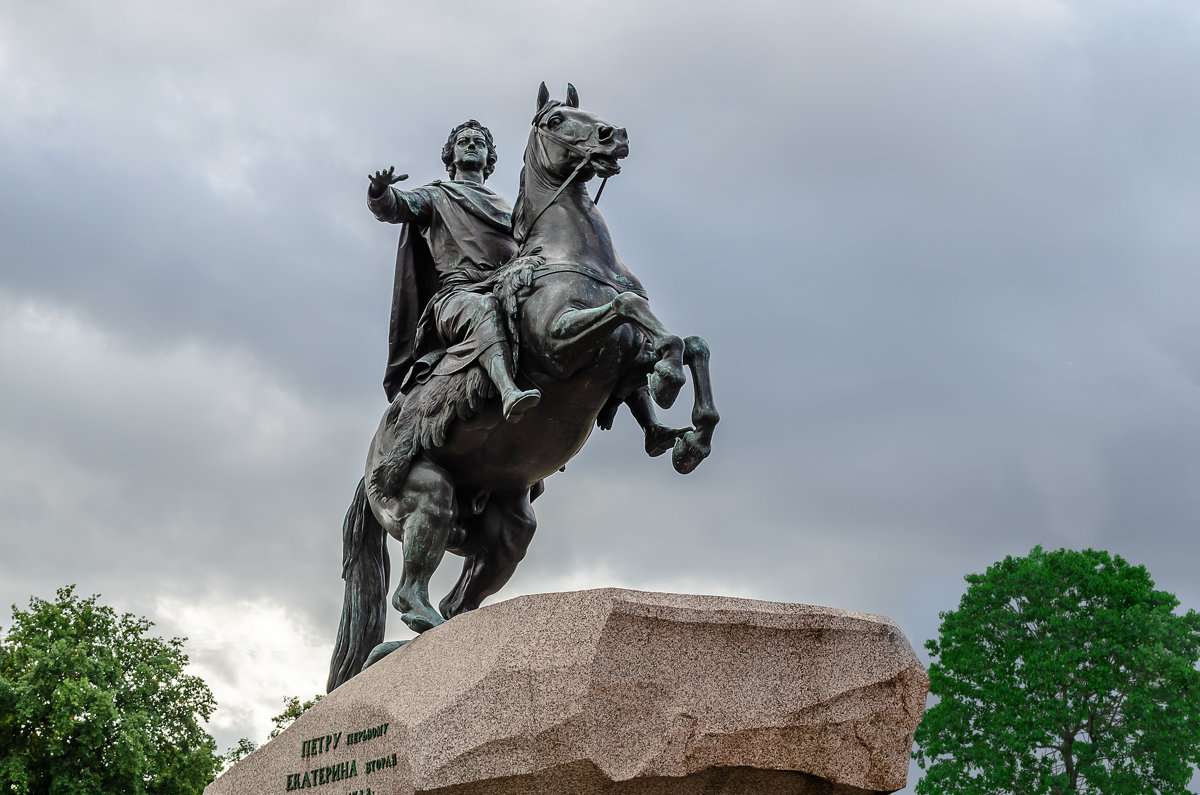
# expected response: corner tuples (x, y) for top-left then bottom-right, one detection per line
(219, 737), (259, 770)
(268, 694), (322, 739)
(0, 586), (221, 794)
(221, 693), (323, 770)
(914, 547), (1200, 794)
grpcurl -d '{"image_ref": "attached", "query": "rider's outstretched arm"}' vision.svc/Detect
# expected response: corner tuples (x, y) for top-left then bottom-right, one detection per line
(367, 168), (429, 225)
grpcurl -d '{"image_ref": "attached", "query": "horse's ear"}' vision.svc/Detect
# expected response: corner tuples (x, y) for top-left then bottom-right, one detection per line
(537, 82), (550, 111)
(566, 83), (579, 108)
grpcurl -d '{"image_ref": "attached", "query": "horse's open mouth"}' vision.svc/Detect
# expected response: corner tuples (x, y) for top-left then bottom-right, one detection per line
(591, 155), (622, 177)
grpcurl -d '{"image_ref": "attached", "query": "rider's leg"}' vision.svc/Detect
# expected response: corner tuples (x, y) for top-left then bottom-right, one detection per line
(439, 489), (536, 620)
(438, 292), (540, 422)
(479, 342), (540, 422)
(390, 458), (457, 633)
(551, 292), (685, 408)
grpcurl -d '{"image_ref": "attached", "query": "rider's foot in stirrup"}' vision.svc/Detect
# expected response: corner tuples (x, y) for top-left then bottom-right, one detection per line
(503, 388), (541, 422)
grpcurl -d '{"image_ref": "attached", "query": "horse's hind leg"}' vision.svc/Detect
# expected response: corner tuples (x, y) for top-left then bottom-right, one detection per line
(384, 457), (457, 633)
(551, 291), (685, 408)
(624, 385), (690, 457)
(439, 489), (536, 620)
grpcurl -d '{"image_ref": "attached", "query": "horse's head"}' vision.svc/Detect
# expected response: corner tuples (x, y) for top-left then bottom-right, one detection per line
(512, 83), (631, 243)
(530, 82), (629, 180)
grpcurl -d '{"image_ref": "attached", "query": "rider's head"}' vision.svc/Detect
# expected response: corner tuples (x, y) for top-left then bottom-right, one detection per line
(442, 120), (498, 181)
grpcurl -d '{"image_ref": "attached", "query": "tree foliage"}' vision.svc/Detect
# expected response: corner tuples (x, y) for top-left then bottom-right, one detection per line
(268, 694), (322, 740)
(0, 586), (221, 795)
(914, 547), (1200, 795)
(221, 693), (323, 770)
(219, 737), (259, 770)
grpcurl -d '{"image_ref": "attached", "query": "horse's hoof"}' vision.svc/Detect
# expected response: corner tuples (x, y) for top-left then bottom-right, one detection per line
(401, 610), (446, 633)
(671, 431), (710, 474)
(438, 597), (479, 621)
(395, 589), (446, 632)
(646, 425), (689, 458)
(649, 364), (684, 409)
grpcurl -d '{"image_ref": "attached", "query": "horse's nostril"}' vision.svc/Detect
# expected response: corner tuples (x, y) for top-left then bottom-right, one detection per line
(598, 125), (614, 142)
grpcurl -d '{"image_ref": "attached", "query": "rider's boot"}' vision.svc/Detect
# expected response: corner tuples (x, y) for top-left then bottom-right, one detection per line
(482, 346), (540, 422)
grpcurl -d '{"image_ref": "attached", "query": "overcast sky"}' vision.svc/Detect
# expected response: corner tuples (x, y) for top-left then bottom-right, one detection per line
(3, 1), (1200, 790)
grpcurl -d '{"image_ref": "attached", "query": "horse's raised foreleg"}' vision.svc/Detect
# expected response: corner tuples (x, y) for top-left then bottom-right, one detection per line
(672, 335), (720, 474)
(439, 489), (536, 620)
(551, 292), (685, 408)
(380, 457), (457, 633)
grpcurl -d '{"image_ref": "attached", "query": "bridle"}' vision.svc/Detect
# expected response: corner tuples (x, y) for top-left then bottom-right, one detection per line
(523, 124), (611, 232)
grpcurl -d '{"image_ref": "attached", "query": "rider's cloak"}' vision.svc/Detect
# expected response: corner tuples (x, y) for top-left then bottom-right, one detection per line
(375, 181), (517, 402)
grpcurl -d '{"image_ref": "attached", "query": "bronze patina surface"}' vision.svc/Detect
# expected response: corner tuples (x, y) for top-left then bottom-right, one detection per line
(329, 85), (719, 692)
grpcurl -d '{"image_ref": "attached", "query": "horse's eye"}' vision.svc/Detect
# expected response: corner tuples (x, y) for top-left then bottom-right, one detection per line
(548, 116), (562, 128)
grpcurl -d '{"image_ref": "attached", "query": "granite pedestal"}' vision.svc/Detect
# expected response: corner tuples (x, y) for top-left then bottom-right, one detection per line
(206, 588), (927, 795)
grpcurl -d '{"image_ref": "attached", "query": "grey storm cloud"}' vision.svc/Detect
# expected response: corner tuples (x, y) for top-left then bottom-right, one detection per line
(3, 2), (1200, 789)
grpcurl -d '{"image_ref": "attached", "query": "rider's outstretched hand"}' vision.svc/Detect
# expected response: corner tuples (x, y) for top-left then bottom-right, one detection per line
(368, 166), (408, 198)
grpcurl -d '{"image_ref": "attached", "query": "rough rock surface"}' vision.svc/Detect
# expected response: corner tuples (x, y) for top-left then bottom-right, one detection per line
(206, 588), (928, 795)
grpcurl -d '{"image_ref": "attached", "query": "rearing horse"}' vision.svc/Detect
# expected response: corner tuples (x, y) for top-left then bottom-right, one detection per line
(328, 83), (719, 691)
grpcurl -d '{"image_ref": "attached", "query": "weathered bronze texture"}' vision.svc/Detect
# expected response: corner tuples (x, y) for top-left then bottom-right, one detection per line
(328, 84), (719, 691)
(368, 120), (539, 420)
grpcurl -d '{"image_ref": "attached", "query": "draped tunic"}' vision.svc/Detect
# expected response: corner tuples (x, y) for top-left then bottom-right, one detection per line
(369, 181), (519, 401)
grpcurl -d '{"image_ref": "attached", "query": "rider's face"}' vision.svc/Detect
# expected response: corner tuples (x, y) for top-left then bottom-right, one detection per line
(453, 130), (488, 173)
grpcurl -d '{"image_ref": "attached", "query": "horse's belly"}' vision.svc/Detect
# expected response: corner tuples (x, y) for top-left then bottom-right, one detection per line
(429, 407), (594, 492)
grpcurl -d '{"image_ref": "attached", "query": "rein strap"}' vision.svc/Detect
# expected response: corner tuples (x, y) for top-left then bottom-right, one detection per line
(524, 126), (605, 232)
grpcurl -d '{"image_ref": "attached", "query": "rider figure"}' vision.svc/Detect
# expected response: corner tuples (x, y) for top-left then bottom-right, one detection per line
(368, 120), (541, 422)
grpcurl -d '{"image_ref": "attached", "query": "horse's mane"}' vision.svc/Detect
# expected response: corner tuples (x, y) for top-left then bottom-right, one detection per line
(511, 100), (565, 244)
(511, 161), (532, 245)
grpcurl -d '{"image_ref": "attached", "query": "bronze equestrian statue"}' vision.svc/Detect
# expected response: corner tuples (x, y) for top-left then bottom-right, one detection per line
(328, 84), (719, 691)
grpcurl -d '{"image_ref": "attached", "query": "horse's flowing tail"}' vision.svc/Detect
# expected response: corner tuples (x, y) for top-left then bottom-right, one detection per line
(327, 478), (390, 692)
